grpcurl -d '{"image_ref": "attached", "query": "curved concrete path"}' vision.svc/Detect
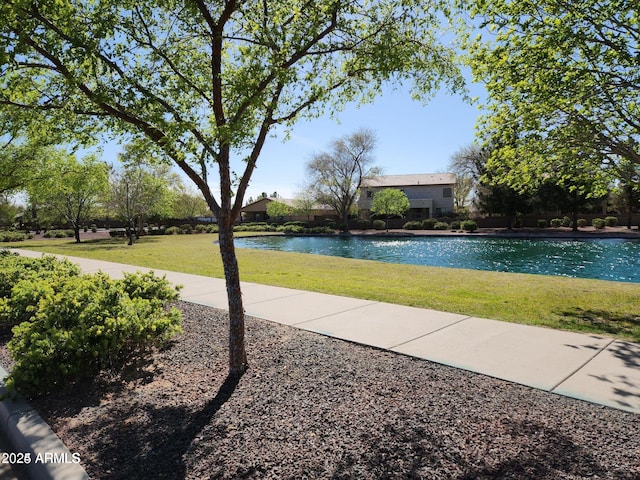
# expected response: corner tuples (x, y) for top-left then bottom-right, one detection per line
(1, 248), (638, 476)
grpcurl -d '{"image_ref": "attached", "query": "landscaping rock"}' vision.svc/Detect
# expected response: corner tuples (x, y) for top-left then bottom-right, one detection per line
(1, 301), (638, 479)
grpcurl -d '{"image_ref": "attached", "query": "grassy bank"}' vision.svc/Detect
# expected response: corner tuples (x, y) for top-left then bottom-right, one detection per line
(5, 233), (640, 342)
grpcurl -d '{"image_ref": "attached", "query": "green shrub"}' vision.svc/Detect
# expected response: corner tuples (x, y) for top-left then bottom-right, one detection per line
(165, 226), (180, 235)
(577, 218), (587, 228)
(284, 221), (308, 228)
(234, 222), (277, 232)
(592, 218), (606, 229)
(537, 219), (548, 228)
(179, 224), (193, 234)
(194, 224), (208, 234)
(324, 219), (337, 229)
(277, 225), (305, 234)
(461, 220), (478, 232)
(205, 224), (219, 233)
(421, 219), (436, 230)
(91, 224), (97, 233)
(434, 222), (449, 230)
(550, 218), (562, 227)
(43, 229), (74, 238)
(373, 219), (386, 230)
(5, 270), (182, 395)
(403, 221), (422, 230)
(0, 254), (81, 313)
(354, 219), (371, 230)
(308, 226), (335, 234)
(0, 231), (28, 242)
(561, 216), (572, 227)
(605, 216), (618, 227)
(449, 220), (461, 230)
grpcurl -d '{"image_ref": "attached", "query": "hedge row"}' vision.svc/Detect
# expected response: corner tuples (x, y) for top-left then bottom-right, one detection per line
(0, 251), (182, 395)
(0, 231), (31, 242)
(403, 219), (477, 232)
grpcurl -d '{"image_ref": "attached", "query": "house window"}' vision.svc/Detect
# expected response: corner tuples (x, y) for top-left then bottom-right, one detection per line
(366, 190), (373, 198)
(443, 187), (452, 198)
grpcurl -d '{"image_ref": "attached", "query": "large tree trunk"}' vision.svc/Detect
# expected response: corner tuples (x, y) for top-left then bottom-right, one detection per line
(217, 219), (248, 376)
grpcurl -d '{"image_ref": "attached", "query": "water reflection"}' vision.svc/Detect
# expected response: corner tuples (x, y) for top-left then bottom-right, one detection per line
(235, 236), (640, 283)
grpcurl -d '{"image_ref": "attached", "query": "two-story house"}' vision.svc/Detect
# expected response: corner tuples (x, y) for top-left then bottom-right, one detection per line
(358, 173), (456, 220)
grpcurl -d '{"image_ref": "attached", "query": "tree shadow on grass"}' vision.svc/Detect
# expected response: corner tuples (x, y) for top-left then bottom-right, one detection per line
(8, 236), (164, 253)
(64, 236), (164, 251)
(558, 308), (640, 342)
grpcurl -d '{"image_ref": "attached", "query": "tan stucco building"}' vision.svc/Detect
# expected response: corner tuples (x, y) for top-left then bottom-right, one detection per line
(240, 197), (334, 223)
(358, 173), (456, 220)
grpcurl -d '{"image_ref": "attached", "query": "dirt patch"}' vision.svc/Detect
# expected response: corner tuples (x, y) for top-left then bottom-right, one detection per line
(1, 302), (637, 479)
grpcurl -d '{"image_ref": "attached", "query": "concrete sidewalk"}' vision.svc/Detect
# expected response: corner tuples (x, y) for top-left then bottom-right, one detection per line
(6, 249), (640, 415)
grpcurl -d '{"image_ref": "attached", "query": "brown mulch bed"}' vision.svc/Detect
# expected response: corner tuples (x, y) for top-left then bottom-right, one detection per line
(1, 301), (639, 479)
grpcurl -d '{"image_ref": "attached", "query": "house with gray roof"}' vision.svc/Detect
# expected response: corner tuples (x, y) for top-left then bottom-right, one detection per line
(358, 173), (456, 220)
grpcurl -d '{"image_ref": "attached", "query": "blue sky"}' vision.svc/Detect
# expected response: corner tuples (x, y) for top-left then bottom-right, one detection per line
(100, 78), (487, 204)
(242, 79), (486, 201)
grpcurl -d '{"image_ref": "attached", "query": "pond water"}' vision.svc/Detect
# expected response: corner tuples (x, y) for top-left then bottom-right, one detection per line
(234, 235), (640, 283)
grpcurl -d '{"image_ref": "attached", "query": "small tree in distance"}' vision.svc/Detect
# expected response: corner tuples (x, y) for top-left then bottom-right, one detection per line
(29, 152), (108, 243)
(266, 200), (293, 223)
(370, 188), (410, 232)
(293, 190), (317, 223)
(307, 128), (381, 231)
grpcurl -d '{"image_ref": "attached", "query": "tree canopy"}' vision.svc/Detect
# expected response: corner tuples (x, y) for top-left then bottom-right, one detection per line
(266, 200), (293, 222)
(28, 152), (108, 242)
(1, 0), (464, 375)
(370, 188), (410, 231)
(0, 120), (50, 195)
(462, 0), (639, 193)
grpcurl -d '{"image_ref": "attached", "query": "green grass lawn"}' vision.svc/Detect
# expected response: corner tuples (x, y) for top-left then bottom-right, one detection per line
(5, 233), (640, 342)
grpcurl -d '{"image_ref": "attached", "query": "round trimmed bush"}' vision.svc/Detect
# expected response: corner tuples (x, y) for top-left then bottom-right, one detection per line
(373, 219), (386, 230)
(461, 220), (478, 232)
(421, 219), (436, 230)
(0, 232), (29, 242)
(354, 219), (371, 230)
(403, 221), (422, 230)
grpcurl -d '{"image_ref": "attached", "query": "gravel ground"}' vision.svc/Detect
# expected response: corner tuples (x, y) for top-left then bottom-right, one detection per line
(1, 301), (639, 479)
